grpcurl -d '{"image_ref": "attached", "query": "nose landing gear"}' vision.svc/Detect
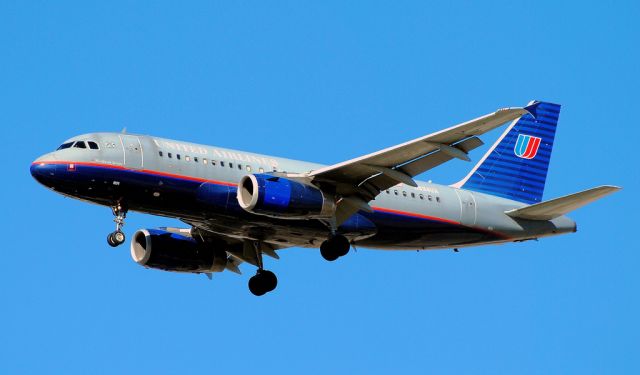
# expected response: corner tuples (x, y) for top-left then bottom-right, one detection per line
(107, 231), (126, 247)
(107, 204), (128, 247)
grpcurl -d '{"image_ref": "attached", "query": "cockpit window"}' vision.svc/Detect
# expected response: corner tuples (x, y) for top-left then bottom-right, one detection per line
(88, 141), (99, 150)
(73, 141), (87, 149)
(57, 142), (74, 150)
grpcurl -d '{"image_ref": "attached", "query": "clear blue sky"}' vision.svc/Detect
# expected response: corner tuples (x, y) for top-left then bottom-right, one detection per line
(1, 1), (638, 374)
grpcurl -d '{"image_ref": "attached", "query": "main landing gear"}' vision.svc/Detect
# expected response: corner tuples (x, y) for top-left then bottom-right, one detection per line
(107, 204), (128, 247)
(247, 241), (278, 296)
(320, 234), (350, 261)
(248, 269), (278, 296)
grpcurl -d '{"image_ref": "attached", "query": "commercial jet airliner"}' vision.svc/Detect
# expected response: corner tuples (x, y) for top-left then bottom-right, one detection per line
(30, 101), (620, 295)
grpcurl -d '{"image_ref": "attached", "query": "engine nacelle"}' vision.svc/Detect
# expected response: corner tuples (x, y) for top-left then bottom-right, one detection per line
(237, 174), (335, 219)
(130, 229), (227, 273)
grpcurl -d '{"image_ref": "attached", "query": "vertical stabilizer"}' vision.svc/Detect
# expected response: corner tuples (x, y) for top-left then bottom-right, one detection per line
(455, 101), (561, 204)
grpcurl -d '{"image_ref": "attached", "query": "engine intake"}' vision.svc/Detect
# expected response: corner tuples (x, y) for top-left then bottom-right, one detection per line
(130, 229), (227, 273)
(237, 174), (335, 219)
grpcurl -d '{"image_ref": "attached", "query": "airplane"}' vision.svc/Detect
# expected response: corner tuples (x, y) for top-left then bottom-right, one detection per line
(30, 101), (620, 296)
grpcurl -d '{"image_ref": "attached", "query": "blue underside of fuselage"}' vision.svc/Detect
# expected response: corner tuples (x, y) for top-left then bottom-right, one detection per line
(31, 163), (503, 248)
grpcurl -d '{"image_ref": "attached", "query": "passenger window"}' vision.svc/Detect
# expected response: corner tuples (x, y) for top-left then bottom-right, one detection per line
(246, 165), (252, 172)
(203, 158), (208, 165)
(88, 141), (99, 150)
(220, 161), (225, 167)
(411, 192), (415, 198)
(57, 142), (74, 150)
(211, 160), (216, 166)
(419, 194), (424, 200)
(394, 190), (398, 196)
(272, 167), (277, 172)
(259, 167), (264, 173)
(168, 153), (173, 158)
(238, 164), (242, 170)
(176, 154), (181, 160)
(194, 157), (198, 163)
(229, 163), (233, 168)
(73, 141), (87, 149)
(436, 197), (441, 203)
(185, 156), (190, 162)
(386, 190), (390, 194)
(159, 151), (163, 157)
(402, 191), (407, 197)
(428, 195), (432, 201)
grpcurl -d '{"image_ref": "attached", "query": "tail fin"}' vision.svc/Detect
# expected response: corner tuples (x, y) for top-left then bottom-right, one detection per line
(455, 100), (561, 204)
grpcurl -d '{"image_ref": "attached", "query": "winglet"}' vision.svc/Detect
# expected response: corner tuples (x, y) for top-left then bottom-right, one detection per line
(523, 101), (541, 119)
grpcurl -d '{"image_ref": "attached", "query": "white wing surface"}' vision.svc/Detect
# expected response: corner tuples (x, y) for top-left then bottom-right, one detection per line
(299, 103), (539, 223)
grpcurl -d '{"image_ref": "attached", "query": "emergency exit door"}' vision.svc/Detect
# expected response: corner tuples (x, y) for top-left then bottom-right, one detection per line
(455, 189), (477, 226)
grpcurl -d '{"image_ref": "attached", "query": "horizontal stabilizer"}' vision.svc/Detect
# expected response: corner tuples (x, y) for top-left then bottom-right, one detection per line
(505, 185), (621, 220)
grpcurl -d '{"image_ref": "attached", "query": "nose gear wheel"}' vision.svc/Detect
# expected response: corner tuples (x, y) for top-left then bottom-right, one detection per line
(107, 203), (128, 247)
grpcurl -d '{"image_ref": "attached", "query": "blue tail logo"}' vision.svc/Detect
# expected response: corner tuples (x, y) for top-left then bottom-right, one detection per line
(514, 134), (542, 159)
(456, 101), (561, 204)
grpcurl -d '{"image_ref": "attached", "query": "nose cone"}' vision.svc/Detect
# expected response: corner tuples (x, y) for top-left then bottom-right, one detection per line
(30, 153), (59, 187)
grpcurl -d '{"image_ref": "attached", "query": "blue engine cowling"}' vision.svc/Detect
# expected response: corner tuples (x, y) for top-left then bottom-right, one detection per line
(237, 174), (335, 219)
(130, 229), (227, 273)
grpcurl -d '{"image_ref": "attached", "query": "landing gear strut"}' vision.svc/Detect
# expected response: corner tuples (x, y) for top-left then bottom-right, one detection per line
(107, 203), (127, 247)
(320, 234), (350, 261)
(247, 241), (278, 296)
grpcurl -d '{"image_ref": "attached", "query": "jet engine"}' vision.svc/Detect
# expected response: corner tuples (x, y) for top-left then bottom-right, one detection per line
(237, 174), (335, 219)
(130, 229), (227, 273)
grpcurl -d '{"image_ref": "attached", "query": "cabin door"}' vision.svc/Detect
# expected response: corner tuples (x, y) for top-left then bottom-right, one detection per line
(120, 135), (143, 169)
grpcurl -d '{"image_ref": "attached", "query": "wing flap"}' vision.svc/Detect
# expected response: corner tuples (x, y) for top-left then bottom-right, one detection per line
(352, 136), (484, 196)
(397, 136), (484, 179)
(505, 185), (621, 220)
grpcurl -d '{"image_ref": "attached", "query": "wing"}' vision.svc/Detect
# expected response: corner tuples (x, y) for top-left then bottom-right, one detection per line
(300, 103), (540, 223)
(160, 225), (246, 274)
(178, 220), (288, 273)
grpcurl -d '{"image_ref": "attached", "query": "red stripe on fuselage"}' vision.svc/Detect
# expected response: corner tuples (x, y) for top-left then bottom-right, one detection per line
(371, 206), (460, 225)
(372, 206), (509, 239)
(32, 160), (236, 186)
(33, 160), (511, 239)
